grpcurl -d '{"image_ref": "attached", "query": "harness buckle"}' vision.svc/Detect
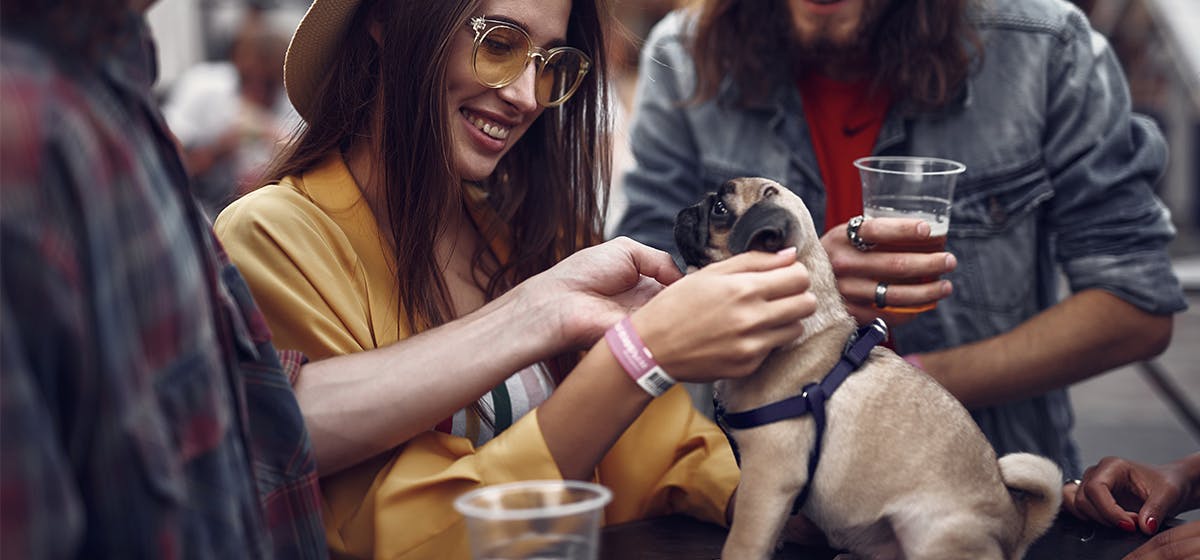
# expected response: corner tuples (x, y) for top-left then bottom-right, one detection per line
(870, 317), (889, 342)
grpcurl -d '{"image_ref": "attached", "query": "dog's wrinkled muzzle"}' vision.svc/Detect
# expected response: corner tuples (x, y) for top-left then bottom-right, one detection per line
(728, 203), (793, 255)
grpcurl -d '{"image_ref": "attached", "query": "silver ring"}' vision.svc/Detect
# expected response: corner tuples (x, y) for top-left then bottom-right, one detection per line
(847, 215), (874, 252)
(874, 282), (888, 308)
(1069, 479), (1082, 487)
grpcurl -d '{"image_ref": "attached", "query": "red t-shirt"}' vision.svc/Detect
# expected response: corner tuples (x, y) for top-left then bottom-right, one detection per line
(798, 73), (891, 232)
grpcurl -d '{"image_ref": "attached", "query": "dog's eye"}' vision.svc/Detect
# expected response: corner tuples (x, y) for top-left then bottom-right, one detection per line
(763, 186), (778, 198)
(712, 199), (728, 216)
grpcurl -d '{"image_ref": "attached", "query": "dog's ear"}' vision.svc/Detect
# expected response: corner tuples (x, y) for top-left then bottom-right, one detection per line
(674, 202), (712, 268)
(728, 203), (793, 254)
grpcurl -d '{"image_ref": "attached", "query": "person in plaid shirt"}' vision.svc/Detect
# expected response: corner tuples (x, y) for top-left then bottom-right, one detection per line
(0, 0), (325, 557)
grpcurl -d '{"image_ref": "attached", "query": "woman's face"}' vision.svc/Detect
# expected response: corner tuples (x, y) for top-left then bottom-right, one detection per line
(445, 0), (573, 182)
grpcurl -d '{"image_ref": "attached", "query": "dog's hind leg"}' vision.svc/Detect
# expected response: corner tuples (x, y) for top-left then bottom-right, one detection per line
(892, 510), (1005, 560)
(721, 429), (807, 560)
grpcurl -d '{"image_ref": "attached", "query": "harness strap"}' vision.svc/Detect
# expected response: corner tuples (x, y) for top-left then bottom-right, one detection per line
(716, 319), (887, 514)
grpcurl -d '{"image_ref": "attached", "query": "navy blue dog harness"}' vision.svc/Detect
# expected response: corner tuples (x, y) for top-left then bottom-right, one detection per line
(715, 319), (888, 514)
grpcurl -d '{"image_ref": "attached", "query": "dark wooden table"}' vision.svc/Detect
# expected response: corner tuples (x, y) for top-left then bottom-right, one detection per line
(600, 514), (1172, 559)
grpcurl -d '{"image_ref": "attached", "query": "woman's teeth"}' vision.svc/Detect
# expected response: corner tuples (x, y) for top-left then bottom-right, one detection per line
(463, 110), (511, 140)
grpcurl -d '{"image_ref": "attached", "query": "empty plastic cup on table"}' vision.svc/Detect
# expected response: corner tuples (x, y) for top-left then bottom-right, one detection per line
(454, 480), (613, 560)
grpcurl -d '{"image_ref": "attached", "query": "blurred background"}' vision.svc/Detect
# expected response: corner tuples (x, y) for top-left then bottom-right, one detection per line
(147, 0), (1198, 505)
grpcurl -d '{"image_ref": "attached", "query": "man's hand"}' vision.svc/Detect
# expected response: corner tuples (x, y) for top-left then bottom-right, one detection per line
(820, 217), (956, 325)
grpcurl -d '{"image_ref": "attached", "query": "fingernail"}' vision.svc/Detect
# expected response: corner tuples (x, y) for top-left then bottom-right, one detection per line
(945, 253), (957, 269)
(941, 280), (953, 296)
(776, 246), (797, 258)
(1147, 517), (1158, 533)
(1118, 520), (1136, 532)
(916, 222), (931, 237)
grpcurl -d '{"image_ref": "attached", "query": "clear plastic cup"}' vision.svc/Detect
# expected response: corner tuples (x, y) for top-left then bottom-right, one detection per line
(454, 480), (613, 560)
(854, 156), (966, 313)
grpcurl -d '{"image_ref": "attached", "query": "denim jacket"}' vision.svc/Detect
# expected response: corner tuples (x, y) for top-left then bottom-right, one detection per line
(615, 0), (1187, 477)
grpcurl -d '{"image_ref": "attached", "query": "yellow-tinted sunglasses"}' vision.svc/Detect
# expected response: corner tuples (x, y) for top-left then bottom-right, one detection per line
(467, 16), (591, 107)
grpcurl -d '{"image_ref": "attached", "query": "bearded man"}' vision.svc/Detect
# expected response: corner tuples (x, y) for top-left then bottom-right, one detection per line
(616, 0), (1184, 484)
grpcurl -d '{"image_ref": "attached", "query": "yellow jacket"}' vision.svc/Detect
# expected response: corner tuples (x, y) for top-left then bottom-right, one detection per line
(214, 154), (739, 559)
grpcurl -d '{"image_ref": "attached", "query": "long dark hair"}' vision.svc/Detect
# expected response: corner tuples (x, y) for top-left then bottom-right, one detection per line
(265, 0), (611, 337)
(690, 0), (979, 111)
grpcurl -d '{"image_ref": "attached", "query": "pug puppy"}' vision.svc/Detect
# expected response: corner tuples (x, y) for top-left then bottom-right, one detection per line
(674, 178), (1062, 560)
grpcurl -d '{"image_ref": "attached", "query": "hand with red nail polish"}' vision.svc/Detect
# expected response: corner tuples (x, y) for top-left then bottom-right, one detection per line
(1123, 520), (1200, 560)
(1062, 453), (1200, 538)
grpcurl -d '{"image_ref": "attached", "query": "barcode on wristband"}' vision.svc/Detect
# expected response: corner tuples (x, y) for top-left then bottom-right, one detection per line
(637, 366), (676, 397)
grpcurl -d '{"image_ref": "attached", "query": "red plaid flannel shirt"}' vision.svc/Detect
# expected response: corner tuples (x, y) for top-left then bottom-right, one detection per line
(0, 15), (326, 559)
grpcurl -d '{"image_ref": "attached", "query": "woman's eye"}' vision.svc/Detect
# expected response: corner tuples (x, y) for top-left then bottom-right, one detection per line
(712, 199), (728, 216)
(483, 38), (516, 55)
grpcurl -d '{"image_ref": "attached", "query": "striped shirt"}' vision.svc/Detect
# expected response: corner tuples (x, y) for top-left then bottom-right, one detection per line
(448, 363), (556, 446)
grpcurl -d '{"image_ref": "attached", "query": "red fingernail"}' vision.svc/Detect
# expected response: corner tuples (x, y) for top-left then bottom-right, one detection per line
(1147, 517), (1158, 533)
(1118, 520), (1136, 532)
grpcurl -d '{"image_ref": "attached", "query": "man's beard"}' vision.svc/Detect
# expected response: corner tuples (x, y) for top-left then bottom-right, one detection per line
(792, 0), (892, 72)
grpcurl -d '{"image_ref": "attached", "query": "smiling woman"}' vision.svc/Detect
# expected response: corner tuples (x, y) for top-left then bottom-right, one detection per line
(211, 0), (821, 557)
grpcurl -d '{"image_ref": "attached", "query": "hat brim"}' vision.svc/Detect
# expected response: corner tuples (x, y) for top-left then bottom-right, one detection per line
(283, 0), (363, 122)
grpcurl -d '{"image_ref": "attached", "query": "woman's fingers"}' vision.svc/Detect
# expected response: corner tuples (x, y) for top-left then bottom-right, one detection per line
(609, 236), (684, 287)
(1124, 521), (1200, 560)
(1081, 477), (1138, 529)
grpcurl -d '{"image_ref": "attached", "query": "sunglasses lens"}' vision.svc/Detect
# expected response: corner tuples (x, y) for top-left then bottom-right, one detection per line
(537, 50), (587, 106)
(475, 26), (529, 87)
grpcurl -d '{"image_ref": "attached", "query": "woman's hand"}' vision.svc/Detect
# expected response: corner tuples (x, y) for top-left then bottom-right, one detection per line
(1064, 454), (1200, 535)
(630, 247), (817, 383)
(515, 237), (685, 353)
(1123, 520), (1200, 560)
(820, 217), (956, 325)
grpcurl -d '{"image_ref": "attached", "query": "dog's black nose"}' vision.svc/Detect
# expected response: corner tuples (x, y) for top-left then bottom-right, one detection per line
(729, 204), (793, 255)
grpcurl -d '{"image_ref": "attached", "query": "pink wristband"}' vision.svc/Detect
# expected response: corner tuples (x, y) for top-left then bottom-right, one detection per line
(604, 316), (676, 397)
(902, 354), (924, 370)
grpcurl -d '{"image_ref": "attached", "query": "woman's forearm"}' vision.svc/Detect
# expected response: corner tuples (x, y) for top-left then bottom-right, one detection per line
(535, 338), (652, 480)
(295, 291), (551, 475)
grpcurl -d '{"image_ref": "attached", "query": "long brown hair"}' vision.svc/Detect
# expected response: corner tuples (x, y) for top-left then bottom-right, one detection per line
(265, 0), (611, 337)
(690, 0), (979, 111)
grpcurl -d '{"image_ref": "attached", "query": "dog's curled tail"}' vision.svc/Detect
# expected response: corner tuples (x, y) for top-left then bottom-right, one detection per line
(998, 452), (1063, 552)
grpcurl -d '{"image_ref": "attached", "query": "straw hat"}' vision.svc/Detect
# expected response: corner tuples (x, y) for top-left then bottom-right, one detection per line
(283, 0), (364, 122)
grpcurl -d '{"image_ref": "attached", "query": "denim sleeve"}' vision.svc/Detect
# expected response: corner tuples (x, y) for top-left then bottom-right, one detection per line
(614, 13), (704, 264)
(1043, 12), (1186, 315)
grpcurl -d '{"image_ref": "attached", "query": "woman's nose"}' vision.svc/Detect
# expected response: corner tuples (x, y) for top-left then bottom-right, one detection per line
(496, 59), (540, 113)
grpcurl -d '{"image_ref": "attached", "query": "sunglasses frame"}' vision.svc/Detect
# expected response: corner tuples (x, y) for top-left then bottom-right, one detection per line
(467, 16), (591, 107)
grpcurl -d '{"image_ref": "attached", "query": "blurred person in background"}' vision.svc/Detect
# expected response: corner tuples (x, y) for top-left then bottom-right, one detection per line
(615, 0), (1185, 481)
(163, 7), (298, 218)
(0, 0), (325, 557)
(1064, 453), (1200, 559)
(213, 0), (819, 557)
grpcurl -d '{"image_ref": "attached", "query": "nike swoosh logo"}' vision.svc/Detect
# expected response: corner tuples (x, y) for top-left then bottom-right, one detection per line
(843, 122), (872, 136)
